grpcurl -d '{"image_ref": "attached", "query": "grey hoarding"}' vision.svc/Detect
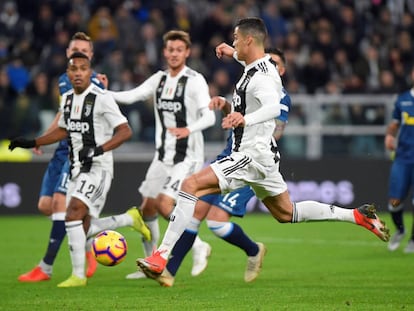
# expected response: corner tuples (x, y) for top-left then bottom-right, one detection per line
(0, 158), (391, 215)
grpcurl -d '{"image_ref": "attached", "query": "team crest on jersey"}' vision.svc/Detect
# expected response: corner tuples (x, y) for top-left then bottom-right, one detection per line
(239, 74), (251, 90)
(84, 101), (93, 117)
(176, 82), (184, 97)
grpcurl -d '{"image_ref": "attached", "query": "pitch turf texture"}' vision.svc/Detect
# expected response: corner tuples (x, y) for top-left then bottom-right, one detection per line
(1, 214), (413, 311)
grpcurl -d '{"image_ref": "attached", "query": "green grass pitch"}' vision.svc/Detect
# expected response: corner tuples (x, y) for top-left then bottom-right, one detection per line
(1, 213), (413, 311)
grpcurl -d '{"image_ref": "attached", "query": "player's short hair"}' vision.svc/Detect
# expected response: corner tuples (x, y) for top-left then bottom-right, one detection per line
(68, 52), (90, 65)
(235, 17), (267, 44)
(163, 30), (191, 48)
(265, 48), (286, 65)
(70, 31), (93, 51)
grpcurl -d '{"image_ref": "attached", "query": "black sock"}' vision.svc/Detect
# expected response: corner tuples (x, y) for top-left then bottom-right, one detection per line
(222, 222), (258, 257)
(43, 220), (66, 265)
(166, 230), (196, 276)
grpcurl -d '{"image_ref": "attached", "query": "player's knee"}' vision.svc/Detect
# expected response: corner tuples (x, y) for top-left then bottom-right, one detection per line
(38, 197), (52, 216)
(181, 175), (201, 194)
(157, 196), (175, 219)
(206, 220), (232, 238)
(388, 200), (403, 212)
(65, 200), (88, 221)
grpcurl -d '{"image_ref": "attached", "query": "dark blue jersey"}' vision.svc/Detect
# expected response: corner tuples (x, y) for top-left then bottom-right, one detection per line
(392, 90), (414, 163)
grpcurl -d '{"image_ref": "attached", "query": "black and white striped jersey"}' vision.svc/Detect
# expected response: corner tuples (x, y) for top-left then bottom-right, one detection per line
(231, 56), (283, 165)
(58, 83), (128, 178)
(110, 66), (215, 165)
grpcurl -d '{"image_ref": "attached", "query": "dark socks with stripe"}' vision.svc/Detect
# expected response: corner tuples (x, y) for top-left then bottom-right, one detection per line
(43, 220), (66, 265)
(166, 230), (197, 276)
(222, 222), (258, 257)
(391, 210), (404, 234)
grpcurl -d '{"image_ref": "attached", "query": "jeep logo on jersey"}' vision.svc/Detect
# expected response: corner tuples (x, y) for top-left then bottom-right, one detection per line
(67, 120), (90, 133)
(156, 99), (182, 113)
(232, 93), (241, 107)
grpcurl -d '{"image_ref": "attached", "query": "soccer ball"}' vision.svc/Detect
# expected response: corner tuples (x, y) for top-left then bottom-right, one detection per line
(91, 230), (128, 266)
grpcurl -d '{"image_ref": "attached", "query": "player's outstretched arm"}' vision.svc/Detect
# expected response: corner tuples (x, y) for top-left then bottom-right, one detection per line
(9, 127), (67, 151)
(209, 96), (231, 115)
(215, 43), (235, 59)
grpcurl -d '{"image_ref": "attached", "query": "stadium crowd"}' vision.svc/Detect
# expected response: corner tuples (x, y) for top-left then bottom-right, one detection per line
(0, 0), (413, 145)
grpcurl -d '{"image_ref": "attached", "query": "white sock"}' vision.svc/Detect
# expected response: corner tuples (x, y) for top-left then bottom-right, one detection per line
(158, 191), (198, 259)
(65, 220), (86, 279)
(142, 217), (159, 256)
(51, 212), (66, 221)
(293, 201), (355, 223)
(87, 213), (132, 237)
(190, 218), (203, 249)
(85, 237), (93, 253)
(39, 260), (52, 276)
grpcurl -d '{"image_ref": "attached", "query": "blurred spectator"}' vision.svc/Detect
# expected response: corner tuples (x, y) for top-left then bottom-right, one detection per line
(198, 3), (233, 50)
(114, 4), (142, 55)
(170, 2), (193, 33)
(0, 36), (9, 66)
(299, 50), (330, 94)
(127, 0), (151, 24)
(2, 0), (414, 146)
(31, 3), (56, 55)
(26, 71), (54, 134)
(62, 9), (87, 35)
(0, 1), (32, 46)
(12, 37), (38, 68)
(261, 0), (288, 46)
(98, 49), (125, 88)
(396, 30), (414, 68)
(310, 18), (336, 63)
(211, 68), (232, 97)
(87, 6), (119, 63)
(11, 92), (39, 138)
(353, 44), (383, 92)
(372, 7), (395, 48)
(140, 23), (162, 68)
(376, 69), (400, 94)
(131, 50), (155, 85)
(6, 56), (30, 94)
(71, 0), (91, 23)
(39, 30), (69, 78)
(187, 43), (209, 77)
(330, 48), (353, 90)
(0, 67), (17, 139)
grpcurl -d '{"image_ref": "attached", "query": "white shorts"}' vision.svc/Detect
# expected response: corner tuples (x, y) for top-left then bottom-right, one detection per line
(139, 158), (203, 199)
(67, 168), (112, 218)
(210, 151), (287, 200)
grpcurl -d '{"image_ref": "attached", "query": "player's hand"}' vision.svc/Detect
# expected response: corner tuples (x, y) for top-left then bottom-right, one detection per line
(32, 146), (43, 155)
(384, 134), (396, 151)
(222, 112), (245, 129)
(8, 137), (36, 151)
(215, 43), (235, 59)
(168, 127), (190, 139)
(209, 96), (225, 110)
(79, 146), (104, 171)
